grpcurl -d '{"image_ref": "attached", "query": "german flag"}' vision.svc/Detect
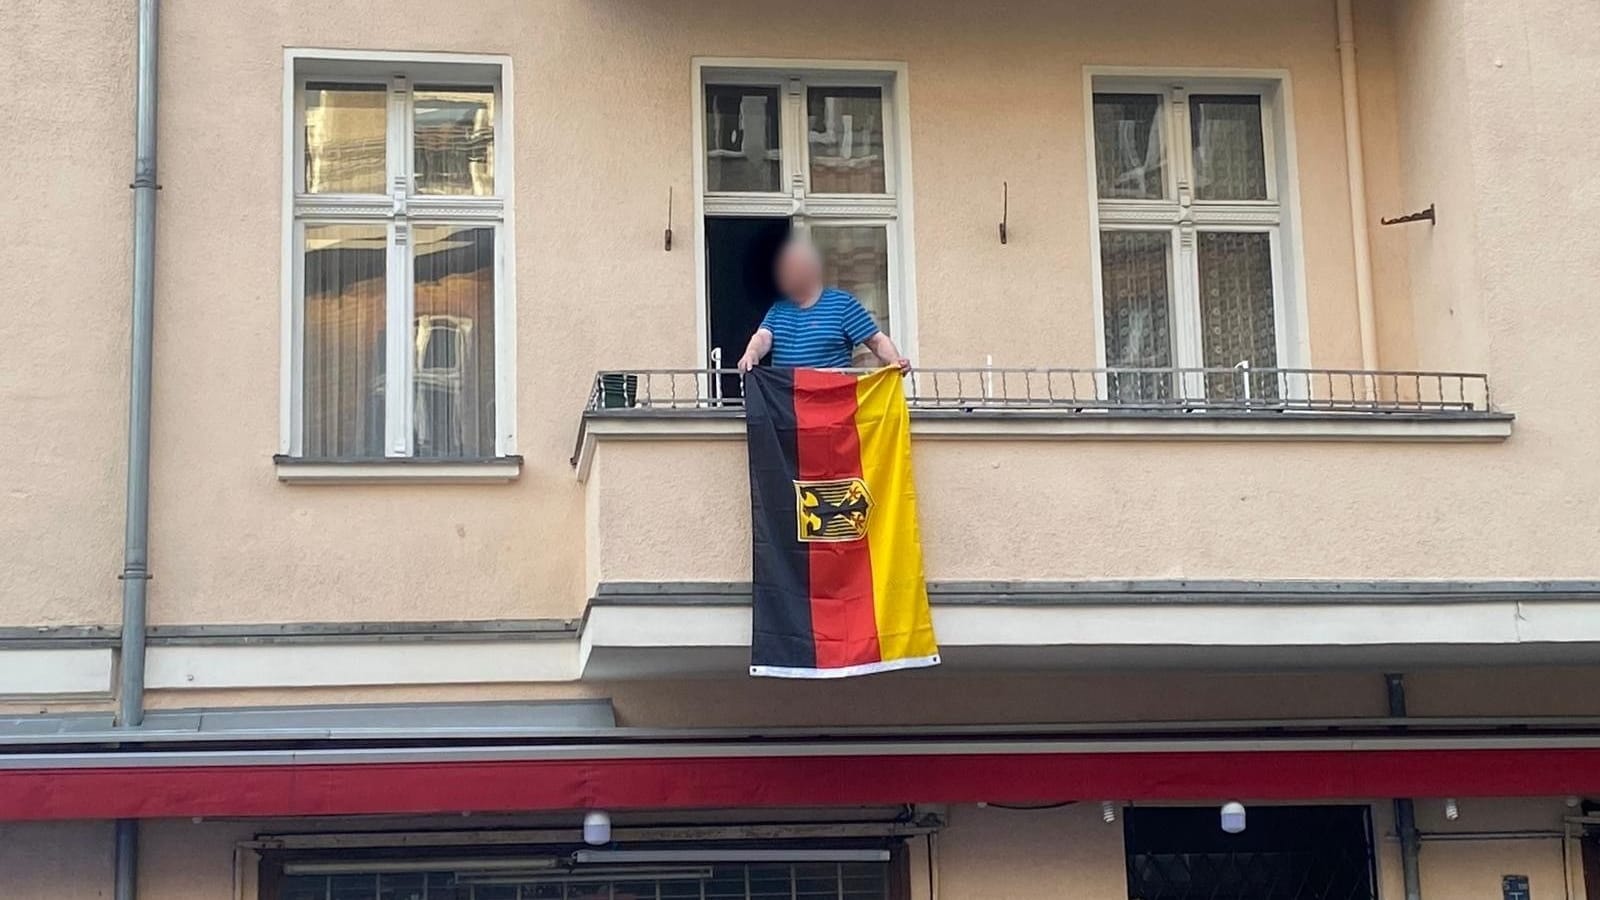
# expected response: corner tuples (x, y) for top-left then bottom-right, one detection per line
(744, 366), (940, 678)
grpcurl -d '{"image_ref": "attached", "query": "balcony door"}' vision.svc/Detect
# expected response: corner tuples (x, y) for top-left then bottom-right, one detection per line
(696, 66), (910, 386)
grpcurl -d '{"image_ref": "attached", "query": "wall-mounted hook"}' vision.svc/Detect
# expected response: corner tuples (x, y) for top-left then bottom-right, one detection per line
(1380, 203), (1435, 226)
(664, 187), (674, 251)
(998, 181), (1009, 245)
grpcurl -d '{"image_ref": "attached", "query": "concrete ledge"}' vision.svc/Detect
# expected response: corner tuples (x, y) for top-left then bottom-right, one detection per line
(572, 410), (1513, 480)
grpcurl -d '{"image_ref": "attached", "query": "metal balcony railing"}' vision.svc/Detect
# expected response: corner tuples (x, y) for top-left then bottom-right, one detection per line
(582, 366), (1496, 417)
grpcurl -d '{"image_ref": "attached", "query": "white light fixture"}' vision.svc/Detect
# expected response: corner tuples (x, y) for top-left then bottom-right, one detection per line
(583, 810), (612, 846)
(1444, 798), (1460, 821)
(1220, 801), (1247, 834)
(1102, 801), (1118, 824)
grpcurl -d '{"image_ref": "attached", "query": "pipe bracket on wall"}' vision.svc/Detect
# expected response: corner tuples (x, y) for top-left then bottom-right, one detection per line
(664, 187), (674, 251)
(998, 182), (1008, 245)
(1381, 204), (1436, 226)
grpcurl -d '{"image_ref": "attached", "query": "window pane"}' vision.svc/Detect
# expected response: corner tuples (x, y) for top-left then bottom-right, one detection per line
(376, 874), (426, 900)
(413, 86), (495, 196)
(281, 875), (330, 900)
(839, 862), (889, 900)
(1124, 806), (1377, 900)
(1198, 231), (1279, 400)
(795, 864), (840, 900)
(330, 875), (378, 900)
(705, 85), (782, 192)
(1190, 95), (1267, 201)
(808, 86), (887, 194)
(614, 881), (659, 900)
(412, 225), (496, 458)
(812, 225), (891, 361)
(303, 224), (388, 458)
(1099, 230), (1174, 403)
(1093, 93), (1165, 200)
(304, 83), (387, 194)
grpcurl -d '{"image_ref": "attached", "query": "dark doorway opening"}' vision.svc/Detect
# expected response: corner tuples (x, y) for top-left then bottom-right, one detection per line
(1123, 805), (1377, 900)
(706, 216), (791, 399)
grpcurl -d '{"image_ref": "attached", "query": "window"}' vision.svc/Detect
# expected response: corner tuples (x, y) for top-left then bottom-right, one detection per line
(697, 65), (911, 370)
(285, 53), (512, 460)
(1123, 806), (1377, 900)
(1090, 77), (1302, 402)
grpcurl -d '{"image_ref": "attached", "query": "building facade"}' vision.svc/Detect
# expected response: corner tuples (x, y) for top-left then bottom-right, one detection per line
(4, 0), (1600, 898)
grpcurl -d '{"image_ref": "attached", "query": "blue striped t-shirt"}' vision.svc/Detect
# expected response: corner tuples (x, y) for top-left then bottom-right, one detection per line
(759, 289), (881, 369)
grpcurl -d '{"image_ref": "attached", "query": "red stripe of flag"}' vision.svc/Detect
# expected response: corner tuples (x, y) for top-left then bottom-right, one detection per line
(792, 369), (882, 669)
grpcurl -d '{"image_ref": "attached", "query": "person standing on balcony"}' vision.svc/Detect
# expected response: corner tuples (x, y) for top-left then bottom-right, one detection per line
(736, 239), (911, 373)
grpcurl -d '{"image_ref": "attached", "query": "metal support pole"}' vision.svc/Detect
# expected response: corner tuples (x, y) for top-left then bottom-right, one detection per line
(1387, 673), (1423, 900)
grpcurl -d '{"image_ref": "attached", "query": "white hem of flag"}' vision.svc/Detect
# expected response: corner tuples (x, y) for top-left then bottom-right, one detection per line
(749, 654), (942, 679)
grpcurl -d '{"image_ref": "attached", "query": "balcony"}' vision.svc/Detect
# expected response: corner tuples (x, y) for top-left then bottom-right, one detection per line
(569, 365), (1537, 677)
(573, 365), (1509, 478)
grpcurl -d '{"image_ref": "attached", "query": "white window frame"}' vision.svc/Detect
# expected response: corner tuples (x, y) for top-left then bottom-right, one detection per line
(1083, 68), (1310, 388)
(279, 48), (517, 461)
(690, 58), (919, 368)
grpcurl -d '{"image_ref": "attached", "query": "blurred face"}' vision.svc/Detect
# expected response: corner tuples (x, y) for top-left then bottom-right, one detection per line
(775, 241), (824, 302)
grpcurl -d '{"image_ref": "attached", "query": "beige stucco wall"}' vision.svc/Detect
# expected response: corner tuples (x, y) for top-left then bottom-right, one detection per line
(2, 0), (1425, 630)
(0, 800), (1583, 900)
(592, 433), (1542, 586)
(1, 3), (134, 628)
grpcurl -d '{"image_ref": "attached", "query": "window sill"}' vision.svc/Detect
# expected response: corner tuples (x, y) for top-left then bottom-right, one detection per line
(274, 455), (523, 484)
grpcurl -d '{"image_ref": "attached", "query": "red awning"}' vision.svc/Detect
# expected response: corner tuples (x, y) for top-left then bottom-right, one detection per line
(5, 744), (1600, 820)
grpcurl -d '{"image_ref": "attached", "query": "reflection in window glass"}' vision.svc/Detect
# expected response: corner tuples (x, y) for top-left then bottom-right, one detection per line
(813, 225), (891, 337)
(414, 86), (495, 196)
(1093, 93), (1165, 200)
(807, 87), (886, 194)
(1190, 95), (1267, 201)
(302, 224), (387, 458)
(412, 225), (496, 458)
(705, 85), (782, 192)
(304, 83), (387, 194)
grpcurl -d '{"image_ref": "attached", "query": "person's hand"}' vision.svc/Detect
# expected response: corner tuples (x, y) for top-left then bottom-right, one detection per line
(894, 357), (912, 375)
(737, 351), (761, 374)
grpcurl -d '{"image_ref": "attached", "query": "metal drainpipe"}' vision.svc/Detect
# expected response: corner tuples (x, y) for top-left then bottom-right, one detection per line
(1336, 0), (1380, 376)
(117, 0), (160, 897)
(1387, 673), (1423, 900)
(120, 0), (158, 733)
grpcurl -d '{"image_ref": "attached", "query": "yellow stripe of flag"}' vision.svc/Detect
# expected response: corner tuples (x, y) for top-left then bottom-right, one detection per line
(854, 369), (940, 666)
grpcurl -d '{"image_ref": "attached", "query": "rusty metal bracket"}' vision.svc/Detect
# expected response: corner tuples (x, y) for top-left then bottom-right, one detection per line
(1381, 204), (1435, 226)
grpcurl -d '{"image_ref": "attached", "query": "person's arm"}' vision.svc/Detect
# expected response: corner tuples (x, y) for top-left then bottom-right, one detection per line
(841, 297), (910, 372)
(737, 328), (773, 373)
(865, 332), (911, 373)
